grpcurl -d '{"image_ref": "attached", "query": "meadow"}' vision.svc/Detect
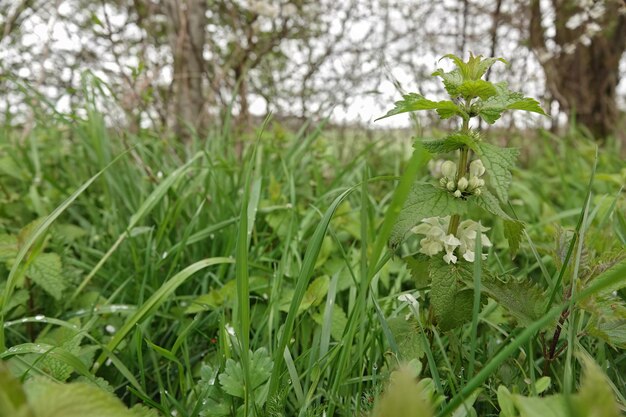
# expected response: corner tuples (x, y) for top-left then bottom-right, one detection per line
(1, 75), (626, 417)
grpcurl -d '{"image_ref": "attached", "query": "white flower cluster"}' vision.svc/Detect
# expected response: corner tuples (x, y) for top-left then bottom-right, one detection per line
(439, 159), (485, 198)
(411, 216), (492, 264)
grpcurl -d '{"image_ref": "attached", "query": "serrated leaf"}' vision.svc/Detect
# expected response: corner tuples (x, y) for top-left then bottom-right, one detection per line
(376, 93), (466, 121)
(477, 82), (547, 124)
(219, 348), (273, 399)
(503, 219), (524, 255)
(473, 273), (546, 326)
(456, 80), (497, 100)
(439, 54), (507, 81)
(429, 260), (473, 331)
(475, 142), (519, 203)
(387, 317), (425, 360)
(431, 68), (464, 97)
(26, 253), (66, 300)
(419, 132), (478, 155)
(390, 183), (467, 249)
(404, 255), (431, 288)
(582, 294), (626, 349)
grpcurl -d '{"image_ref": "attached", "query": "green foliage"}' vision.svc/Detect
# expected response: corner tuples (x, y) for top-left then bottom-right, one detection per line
(473, 272), (546, 326)
(429, 260), (474, 331)
(370, 365), (436, 417)
(474, 142), (519, 203)
(389, 183), (467, 249)
(476, 82), (547, 124)
(471, 190), (524, 254)
(498, 355), (621, 417)
(387, 317), (425, 360)
(375, 93), (466, 121)
(0, 362), (157, 417)
(0, 64), (624, 417)
(219, 348), (273, 400)
(419, 132), (478, 155)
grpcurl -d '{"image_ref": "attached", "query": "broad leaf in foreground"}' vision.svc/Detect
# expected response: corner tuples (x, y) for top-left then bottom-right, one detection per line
(429, 260), (473, 331)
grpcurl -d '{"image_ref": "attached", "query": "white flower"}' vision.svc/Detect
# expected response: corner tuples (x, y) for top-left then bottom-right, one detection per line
(453, 190), (462, 198)
(457, 176), (468, 191)
(412, 217), (490, 264)
(442, 234), (461, 264)
(441, 161), (457, 180)
(420, 238), (443, 256)
(457, 220), (492, 262)
(469, 159), (485, 177)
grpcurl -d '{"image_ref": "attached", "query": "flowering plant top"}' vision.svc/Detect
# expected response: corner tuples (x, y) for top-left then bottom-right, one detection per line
(378, 53), (548, 330)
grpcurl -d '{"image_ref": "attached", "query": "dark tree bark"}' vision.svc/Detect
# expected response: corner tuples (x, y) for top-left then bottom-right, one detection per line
(530, 0), (626, 140)
(165, 0), (208, 140)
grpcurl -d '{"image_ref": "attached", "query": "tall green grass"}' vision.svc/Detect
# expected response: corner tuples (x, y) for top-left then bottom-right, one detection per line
(0, 93), (625, 416)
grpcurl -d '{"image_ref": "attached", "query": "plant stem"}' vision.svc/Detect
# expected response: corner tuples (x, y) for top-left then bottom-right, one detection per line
(447, 117), (470, 235)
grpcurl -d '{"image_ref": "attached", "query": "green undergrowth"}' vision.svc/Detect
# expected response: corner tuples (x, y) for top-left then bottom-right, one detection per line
(0, 89), (625, 416)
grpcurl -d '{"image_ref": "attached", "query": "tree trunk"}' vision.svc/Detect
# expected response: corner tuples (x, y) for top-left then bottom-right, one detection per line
(530, 0), (626, 140)
(165, 0), (207, 140)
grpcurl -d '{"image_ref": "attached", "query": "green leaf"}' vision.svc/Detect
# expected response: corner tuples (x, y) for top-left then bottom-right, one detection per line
(23, 377), (149, 417)
(429, 260), (473, 331)
(510, 395), (568, 417)
(387, 317), (425, 361)
(474, 142), (519, 203)
(438, 54), (507, 81)
(475, 273), (546, 326)
(376, 93), (466, 121)
(0, 362), (31, 417)
(26, 253), (65, 300)
(311, 306), (348, 341)
(419, 132), (478, 155)
(404, 255), (431, 288)
(574, 354), (621, 417)
(497, 355), (621, 417)
(390, 183), (467, 249)
(371, 366), (435, 417)
(456, 80), (497, 100)
(503, 219), (524, 255)
(219, 348), (273, 399)
(581, 294), (626, 349)
(471, 190), (524, 255)
(0, 234), (18, 263)
(431, 68), (464, 97)
(477, 82), (547, 124)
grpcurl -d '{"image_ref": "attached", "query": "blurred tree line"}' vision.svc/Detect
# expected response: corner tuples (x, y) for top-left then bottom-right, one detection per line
(0, 0), (624, 140)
